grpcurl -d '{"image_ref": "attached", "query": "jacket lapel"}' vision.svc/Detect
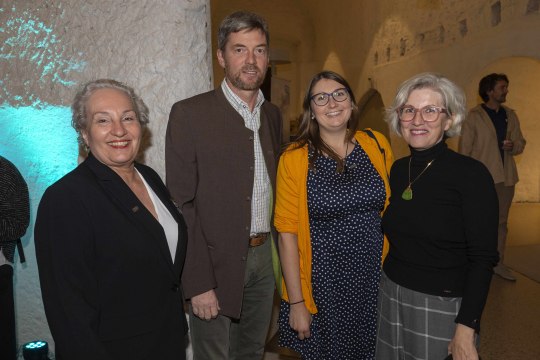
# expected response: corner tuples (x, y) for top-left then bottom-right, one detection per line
(258, 106), (279, 181)
(135, 163), (187, 274)
(84, 154), (179, 277)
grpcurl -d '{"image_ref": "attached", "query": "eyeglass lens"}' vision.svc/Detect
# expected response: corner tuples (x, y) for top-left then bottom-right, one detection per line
(312, 89), (348, 106)
(399, 106), (445, 122)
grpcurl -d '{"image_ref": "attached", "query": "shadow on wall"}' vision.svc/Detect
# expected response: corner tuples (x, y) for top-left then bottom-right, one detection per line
(462, 56), (540, 202)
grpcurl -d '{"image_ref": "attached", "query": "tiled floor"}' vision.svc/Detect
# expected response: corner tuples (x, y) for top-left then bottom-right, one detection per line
(263, 203), (540, 360)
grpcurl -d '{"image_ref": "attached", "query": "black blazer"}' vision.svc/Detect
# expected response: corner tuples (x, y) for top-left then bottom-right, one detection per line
(35, 153), (187, 360)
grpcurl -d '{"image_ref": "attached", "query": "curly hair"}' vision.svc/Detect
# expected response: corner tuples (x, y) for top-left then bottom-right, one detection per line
(478, 73), (509, 102)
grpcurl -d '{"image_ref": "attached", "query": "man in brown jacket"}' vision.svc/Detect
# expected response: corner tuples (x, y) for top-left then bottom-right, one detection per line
(459, 73), (526, 281)
(165, 11), (282, 360)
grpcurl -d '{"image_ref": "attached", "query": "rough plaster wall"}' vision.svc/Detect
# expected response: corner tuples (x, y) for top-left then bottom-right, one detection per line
(1, 0), (211, 354)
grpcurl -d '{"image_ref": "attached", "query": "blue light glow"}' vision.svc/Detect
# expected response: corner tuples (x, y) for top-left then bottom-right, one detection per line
(24, 341), (47, 349)
(1, 3), (87, 351)
(0, 106), (78, 196)
(1, 5), (85, 195)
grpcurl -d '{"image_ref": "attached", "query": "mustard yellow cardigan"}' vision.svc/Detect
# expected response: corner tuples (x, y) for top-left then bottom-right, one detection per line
(274, 129), (393, 314)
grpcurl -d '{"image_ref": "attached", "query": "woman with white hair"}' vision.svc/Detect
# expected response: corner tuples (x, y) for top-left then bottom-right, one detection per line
(35, 79), (187, 360)
(375, 73), (498, 360)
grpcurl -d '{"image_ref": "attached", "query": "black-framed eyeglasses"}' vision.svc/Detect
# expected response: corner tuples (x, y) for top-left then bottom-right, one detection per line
(397, 105), (449, 122)
(310, 88), (349, 106)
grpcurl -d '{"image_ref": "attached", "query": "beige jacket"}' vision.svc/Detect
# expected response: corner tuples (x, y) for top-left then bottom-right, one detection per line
(459, 104), (526, 186)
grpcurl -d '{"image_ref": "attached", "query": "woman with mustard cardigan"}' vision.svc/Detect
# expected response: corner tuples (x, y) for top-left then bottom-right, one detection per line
(274, 71), (393, 360)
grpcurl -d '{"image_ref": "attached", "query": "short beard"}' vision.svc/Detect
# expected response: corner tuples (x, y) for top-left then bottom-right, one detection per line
(226, 66), (266, 91)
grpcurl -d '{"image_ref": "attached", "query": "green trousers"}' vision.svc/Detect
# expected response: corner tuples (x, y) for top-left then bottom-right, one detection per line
(189, 239), (275, 360)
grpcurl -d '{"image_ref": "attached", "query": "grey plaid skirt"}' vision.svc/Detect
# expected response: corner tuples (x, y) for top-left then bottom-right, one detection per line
(375, 272), (477, 360)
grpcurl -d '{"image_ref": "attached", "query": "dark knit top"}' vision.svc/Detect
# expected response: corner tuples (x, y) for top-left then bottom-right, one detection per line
(382, 140), (499, 331)
(0, 155), (30, 263)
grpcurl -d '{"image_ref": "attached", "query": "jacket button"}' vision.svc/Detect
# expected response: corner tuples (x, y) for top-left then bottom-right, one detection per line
(171, 284), (179, 292)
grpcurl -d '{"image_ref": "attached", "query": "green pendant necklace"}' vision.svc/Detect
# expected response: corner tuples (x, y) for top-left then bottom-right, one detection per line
(402, 157), (435, 200)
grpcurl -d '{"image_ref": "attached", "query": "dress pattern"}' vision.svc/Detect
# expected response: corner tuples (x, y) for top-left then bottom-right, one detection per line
(279, 143), (386, 360)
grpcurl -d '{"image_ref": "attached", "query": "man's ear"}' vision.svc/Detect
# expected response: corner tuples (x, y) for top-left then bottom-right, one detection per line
(217, 49), (225, 69)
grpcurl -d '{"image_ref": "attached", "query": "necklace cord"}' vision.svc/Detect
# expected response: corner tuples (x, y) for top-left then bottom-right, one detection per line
(402, 158), (435, 200)
(321, 138), (350, 173)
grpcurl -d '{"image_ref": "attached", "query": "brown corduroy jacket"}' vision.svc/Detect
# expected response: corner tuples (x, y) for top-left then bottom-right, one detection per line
(165, 87), (282, 318)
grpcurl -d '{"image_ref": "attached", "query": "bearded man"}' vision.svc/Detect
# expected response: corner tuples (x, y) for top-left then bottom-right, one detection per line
(165, 11), (282, 360)
(459, 73), (526, 282)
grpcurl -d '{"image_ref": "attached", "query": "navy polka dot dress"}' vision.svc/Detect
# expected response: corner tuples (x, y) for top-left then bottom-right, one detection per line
(279, 143), (386, 360)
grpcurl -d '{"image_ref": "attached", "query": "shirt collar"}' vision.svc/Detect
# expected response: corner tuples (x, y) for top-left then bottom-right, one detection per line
(221, 79), (265, 114)
(482, 103), (506, 115)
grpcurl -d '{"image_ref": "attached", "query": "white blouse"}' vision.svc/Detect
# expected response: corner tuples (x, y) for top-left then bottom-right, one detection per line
(137, 170), (178, 262)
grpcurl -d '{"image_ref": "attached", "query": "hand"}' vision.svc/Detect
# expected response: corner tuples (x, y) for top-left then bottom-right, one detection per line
(191, 290), (220, 320)
(502, 139), (514, 151)
(289, 302), (312, 340)
(448, 324), (479, 360)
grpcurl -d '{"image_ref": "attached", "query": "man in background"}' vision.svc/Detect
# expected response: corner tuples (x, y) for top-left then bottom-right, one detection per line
(459, 73), (526, 281)
(166, 11), (282, 360)
(0, 155), (30, 360)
